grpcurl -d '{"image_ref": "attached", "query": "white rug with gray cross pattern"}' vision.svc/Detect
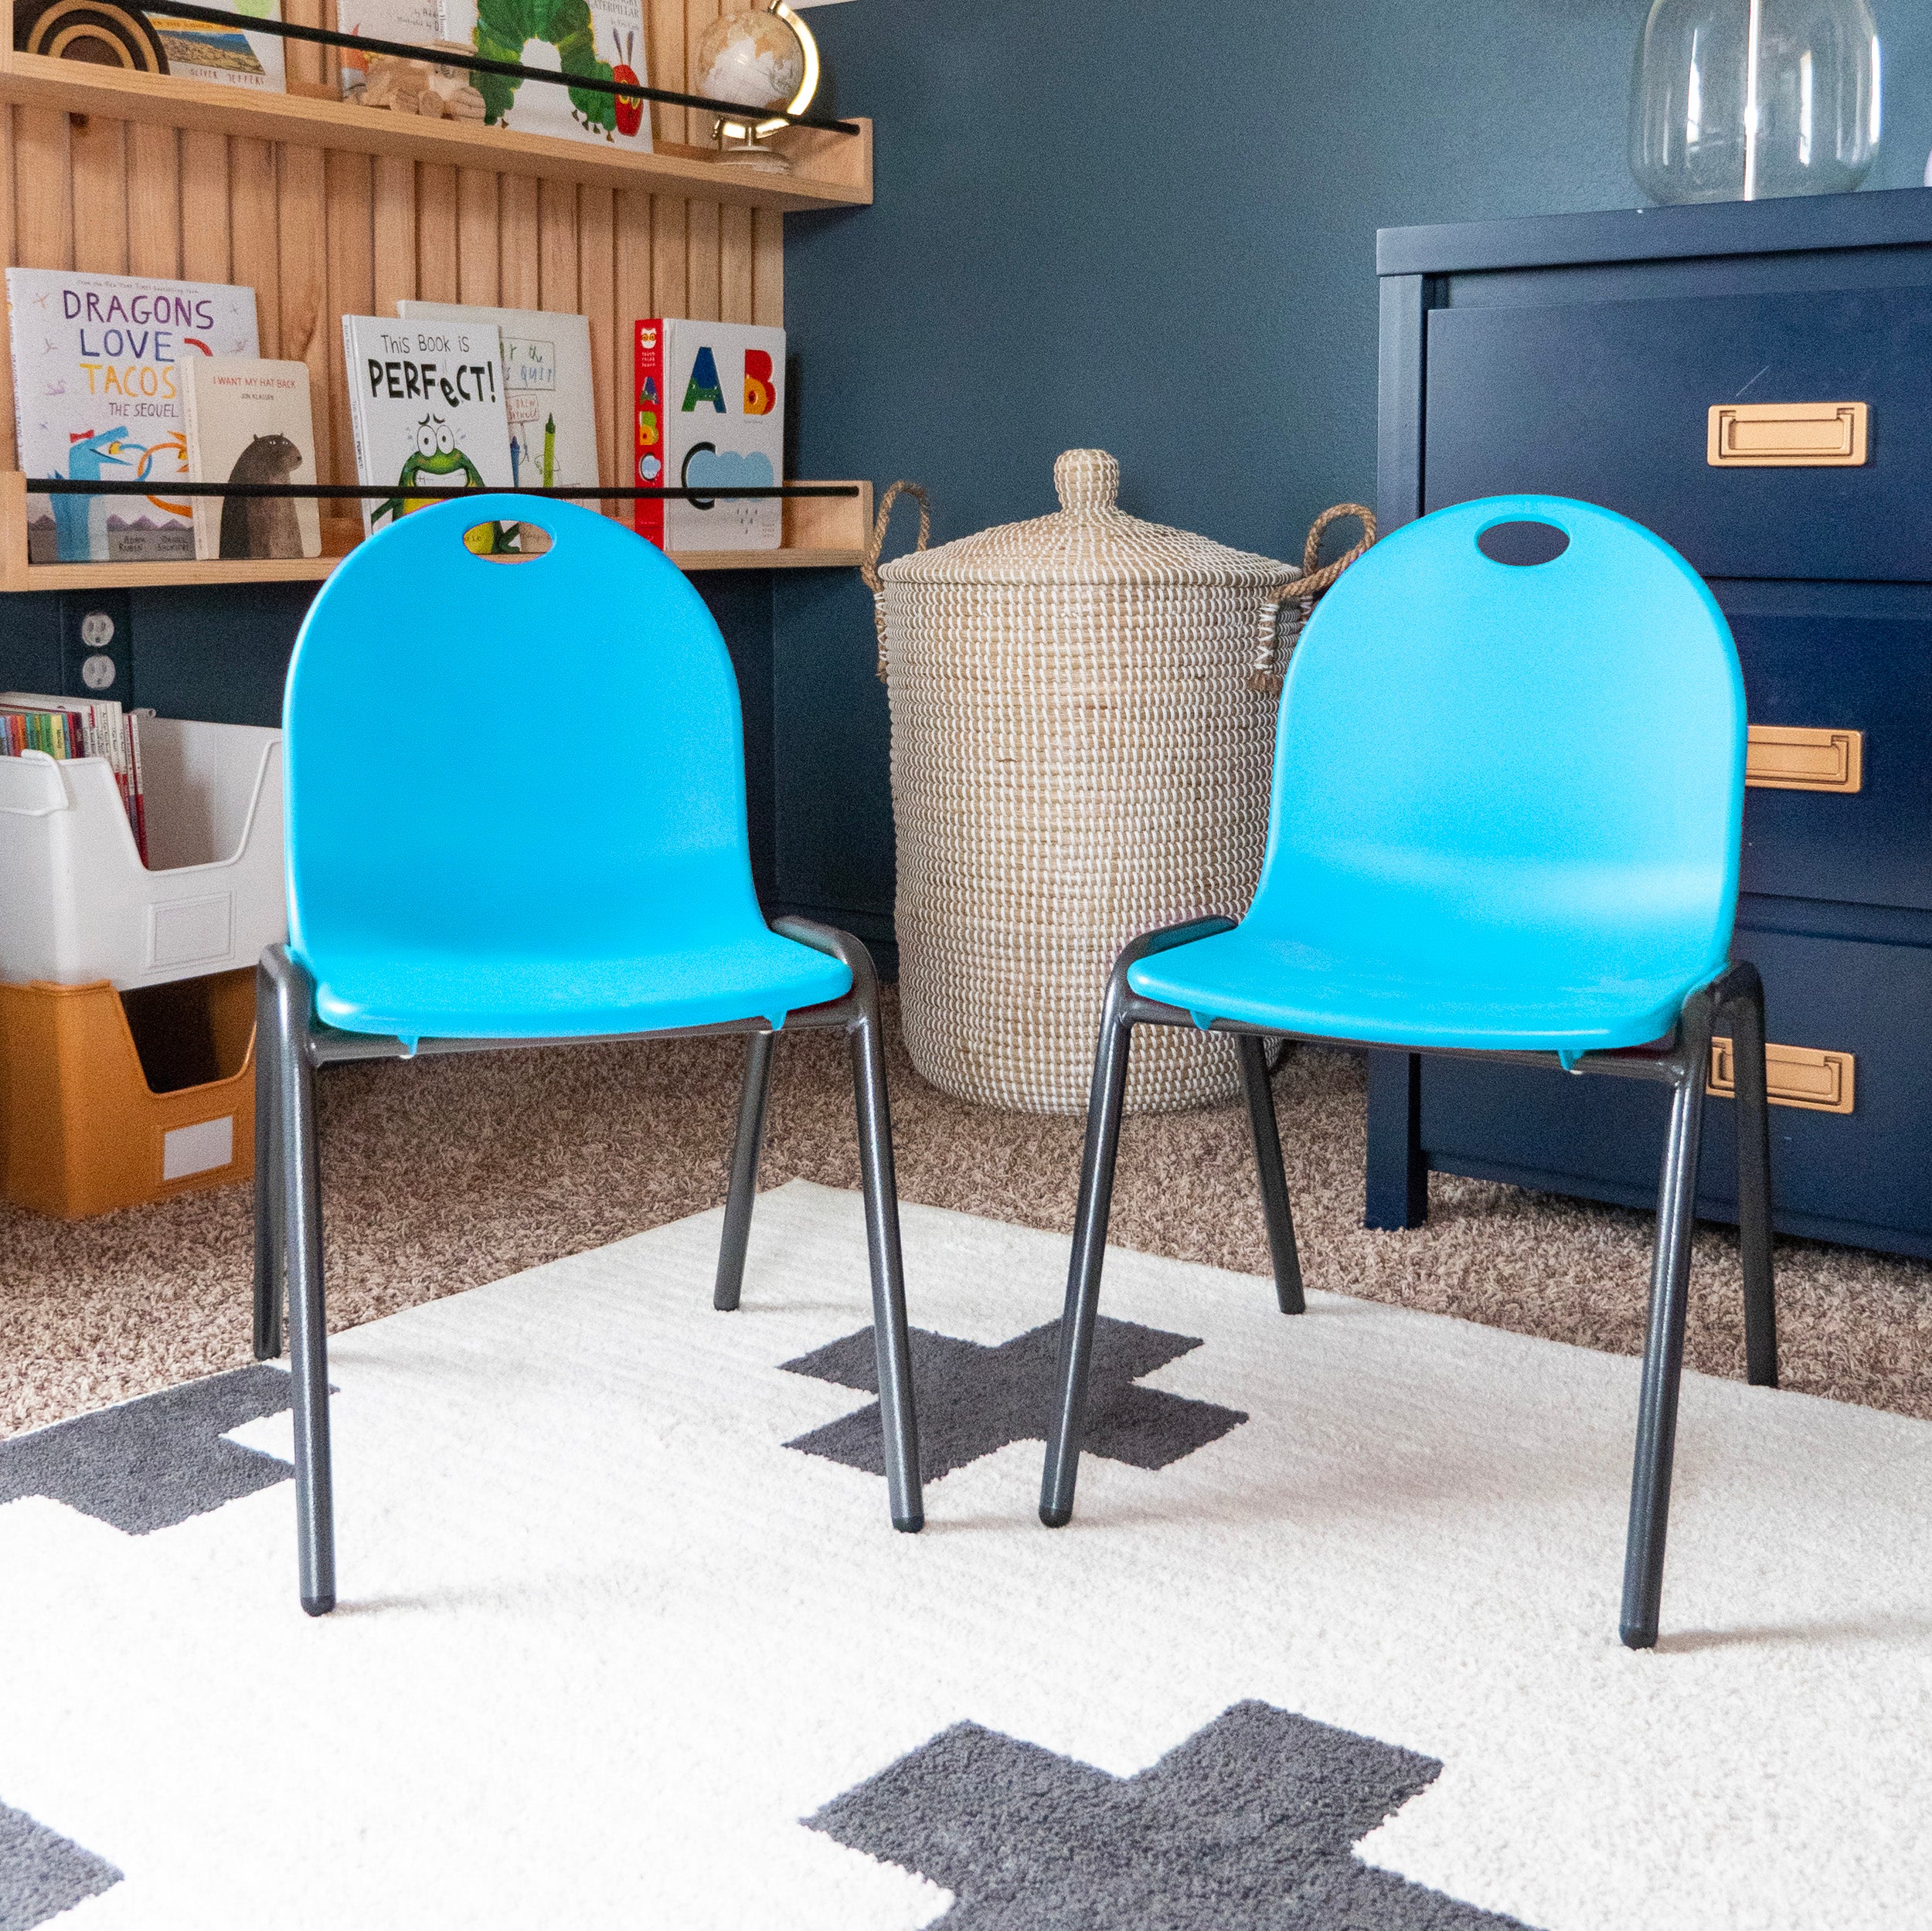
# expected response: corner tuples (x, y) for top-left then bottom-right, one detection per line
(2, 1180), (1928, 1929)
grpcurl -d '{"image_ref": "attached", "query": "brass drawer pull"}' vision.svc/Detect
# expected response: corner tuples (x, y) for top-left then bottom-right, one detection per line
(1709, 1038), (1856, 1113)
(1708, 401), (1869, 467)
(1746, 724), (1863, 793)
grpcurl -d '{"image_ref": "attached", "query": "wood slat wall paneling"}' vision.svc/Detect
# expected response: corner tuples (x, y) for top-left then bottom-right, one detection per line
(180, 131), (230, 284)
(538, 175), (578, 312)
(230, 138), (281, 356)
(0, 110), (16, 461)
(70, 114), (128, 275)
(651, 194), (687, 320)
(685, 195), (718, 320)
(416, 162), (458, 304)
(456, 168), (499, 305)
(649, 0), (686, 147)
(751, 206), (781, 326)
(15, 108), (75, 270)
(371, 154), (417, 314)
(276, 144), (329, 474)
(719, 202), (750, 323)
(498, 172), (539, 308)
(124, 124), (181, 277)
(282, 0), (328, 93)
(578, 182), (615, 488)
(322, 149), (372, 490)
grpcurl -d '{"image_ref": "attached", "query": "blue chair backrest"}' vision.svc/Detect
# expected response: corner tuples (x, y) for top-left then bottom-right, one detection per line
(284, 495), (762, 963)
(1253, 495), (1745, 984)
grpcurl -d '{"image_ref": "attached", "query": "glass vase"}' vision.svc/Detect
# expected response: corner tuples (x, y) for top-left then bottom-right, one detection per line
(1630, 0), (1882, 204)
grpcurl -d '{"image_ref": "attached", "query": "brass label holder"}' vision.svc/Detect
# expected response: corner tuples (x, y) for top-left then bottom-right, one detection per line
(1708, 401), (1869, 467)
(1745, 724), (1863, 794)
(1709, 1038), (1856, 1114)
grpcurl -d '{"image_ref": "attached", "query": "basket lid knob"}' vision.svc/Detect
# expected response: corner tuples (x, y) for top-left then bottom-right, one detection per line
(1054, 448), (1120, 518)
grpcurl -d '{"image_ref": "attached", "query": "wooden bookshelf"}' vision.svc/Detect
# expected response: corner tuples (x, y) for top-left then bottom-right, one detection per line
(0, 52), (872, 209)
(0, 0), (877, 593)
(0, 472), (871, 587)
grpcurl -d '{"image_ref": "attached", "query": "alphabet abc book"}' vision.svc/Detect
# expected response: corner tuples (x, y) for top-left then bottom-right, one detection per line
(5, 268), (260, 563)
(632, 320), (784, 553)
(340, 314), (513, 539)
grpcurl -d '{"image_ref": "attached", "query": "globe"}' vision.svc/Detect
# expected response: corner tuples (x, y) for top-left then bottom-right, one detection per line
(692, 6), (805, 117)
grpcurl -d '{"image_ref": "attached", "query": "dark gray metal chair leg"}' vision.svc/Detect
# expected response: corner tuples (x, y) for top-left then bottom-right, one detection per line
(848, 988), (923, 1533)
(1723, 965), (1778, 1389)
(1237, 1034), (1304, 1314)
(252, 960), (284, 1362)
(713, 1029), (776, 1312)
(265, 947), (335, 1616)
(1040, 988), (1136, 1528)
(1621, 991), (1715, 1650)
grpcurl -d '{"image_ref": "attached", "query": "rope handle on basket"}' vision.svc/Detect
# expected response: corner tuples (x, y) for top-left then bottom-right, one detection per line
(862, 480), (932, 682)
(1247, 502), (1377, 695)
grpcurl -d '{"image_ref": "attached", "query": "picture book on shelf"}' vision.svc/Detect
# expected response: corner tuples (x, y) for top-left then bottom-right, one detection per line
(341, 315), (513, 539)
(632, 320), (784, 553)
(180, 358), (321, 561)
(397, 302), (597, 492)
(336, 0), (445, 100)
(0, 692), (147, 860)
(147, 0), (287, 92)
(5, 269), (260, 564)
(441, 0), (650, 150)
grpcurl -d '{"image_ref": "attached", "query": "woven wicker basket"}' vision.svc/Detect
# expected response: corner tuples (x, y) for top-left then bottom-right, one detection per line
(871, 449), (1298, 1115)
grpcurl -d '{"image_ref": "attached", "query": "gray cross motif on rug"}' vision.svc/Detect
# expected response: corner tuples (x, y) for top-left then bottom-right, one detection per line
(0, 1363), (300, 1535)
(808, 1701), (1538, 1929)
(782, 1317), (1246, 1481)
(0, 1800), (121, 1931)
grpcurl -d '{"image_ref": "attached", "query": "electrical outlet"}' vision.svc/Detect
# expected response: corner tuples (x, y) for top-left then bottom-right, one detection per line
(60, 590), (133, 704)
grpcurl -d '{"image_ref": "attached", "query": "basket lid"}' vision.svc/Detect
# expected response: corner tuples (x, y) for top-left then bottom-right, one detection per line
(876, 450), (1294, 588)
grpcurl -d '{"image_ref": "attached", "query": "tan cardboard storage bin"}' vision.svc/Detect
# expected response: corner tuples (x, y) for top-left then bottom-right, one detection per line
(0, 969), (255, 1218)
(872, 449), (1295, 1114)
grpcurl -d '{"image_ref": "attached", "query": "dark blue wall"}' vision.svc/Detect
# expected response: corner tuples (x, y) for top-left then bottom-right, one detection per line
(774, 0), (1932, 934)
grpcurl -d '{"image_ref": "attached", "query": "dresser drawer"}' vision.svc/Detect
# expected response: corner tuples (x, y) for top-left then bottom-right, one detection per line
(1728, 590), (1932, 913)
(1423, 284), (1932, 581)
(1419, 927), (1932, 1247)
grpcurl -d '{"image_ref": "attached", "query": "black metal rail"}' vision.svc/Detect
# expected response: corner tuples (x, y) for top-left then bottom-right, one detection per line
(32, 480), (858, 501)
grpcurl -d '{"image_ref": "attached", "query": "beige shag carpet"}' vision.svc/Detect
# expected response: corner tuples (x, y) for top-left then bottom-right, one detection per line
(3, 993), (1928, 1438)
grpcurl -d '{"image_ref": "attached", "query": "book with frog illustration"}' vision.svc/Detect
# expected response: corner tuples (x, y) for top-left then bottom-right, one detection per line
(396, 302), (597, 495)
(341, 314), (513, 538)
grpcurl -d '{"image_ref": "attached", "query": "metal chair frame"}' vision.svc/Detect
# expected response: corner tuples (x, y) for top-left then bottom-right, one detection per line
(1039, 915), (1777, 1651)
(254, 915), (923, 1617)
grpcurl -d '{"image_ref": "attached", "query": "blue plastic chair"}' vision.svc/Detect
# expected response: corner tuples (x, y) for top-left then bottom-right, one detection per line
(253, 496), (923, 1615)
(1039, 495), (1777, 1650)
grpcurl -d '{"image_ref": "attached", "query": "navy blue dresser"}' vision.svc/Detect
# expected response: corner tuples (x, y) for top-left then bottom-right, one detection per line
(1369, 189), (1932, 1261)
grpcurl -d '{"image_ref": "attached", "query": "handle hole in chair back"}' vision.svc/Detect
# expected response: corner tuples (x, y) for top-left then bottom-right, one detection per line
(1257, 493), (1747, 979)
(282, 494), (761, 960)
(1475, 518), (1570, 566)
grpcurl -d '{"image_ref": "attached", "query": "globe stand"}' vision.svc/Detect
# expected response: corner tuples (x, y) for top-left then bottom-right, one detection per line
(714, 119), (793, 174)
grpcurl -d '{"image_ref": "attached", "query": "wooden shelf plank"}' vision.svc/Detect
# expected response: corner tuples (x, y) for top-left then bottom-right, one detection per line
(0, 475), (872, 588)
(0, 53), (871, 209)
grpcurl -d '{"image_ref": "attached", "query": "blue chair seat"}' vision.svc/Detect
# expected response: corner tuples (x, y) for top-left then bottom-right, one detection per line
(1128, 926), (1709, 1056)
(311, 927), (852, 1040)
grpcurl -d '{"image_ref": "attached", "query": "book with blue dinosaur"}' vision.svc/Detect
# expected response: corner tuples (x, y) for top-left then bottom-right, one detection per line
(632, 318), (784, 553)
(440, 0), (651, 150)
(5, 268), (260, 563)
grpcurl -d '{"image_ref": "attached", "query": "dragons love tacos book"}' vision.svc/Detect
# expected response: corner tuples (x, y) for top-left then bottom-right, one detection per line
(341, 315), (513, 539)
(5, 268), (260, 563)
(180, 358), (321, 561)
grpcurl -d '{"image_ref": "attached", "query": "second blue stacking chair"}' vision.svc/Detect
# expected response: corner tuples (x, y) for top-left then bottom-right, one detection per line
(1039, 495), (1777, 1650)
(254, 496), (923, 1615)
